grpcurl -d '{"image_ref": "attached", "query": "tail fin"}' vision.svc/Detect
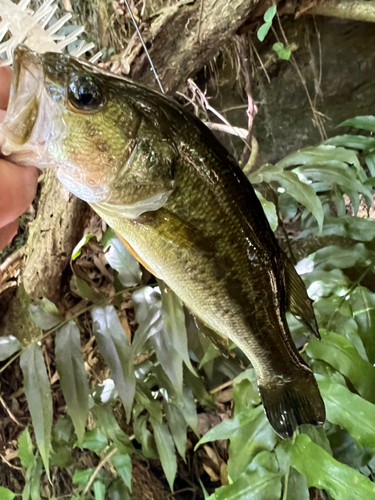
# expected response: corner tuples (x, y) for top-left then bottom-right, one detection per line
(258, 368), (325, 439)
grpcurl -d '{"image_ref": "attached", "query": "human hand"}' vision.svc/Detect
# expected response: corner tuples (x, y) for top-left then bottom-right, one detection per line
(0, 66), (39, 251)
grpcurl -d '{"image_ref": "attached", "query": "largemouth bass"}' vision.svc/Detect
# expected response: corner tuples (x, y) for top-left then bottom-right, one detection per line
(0, 45), (325, 438)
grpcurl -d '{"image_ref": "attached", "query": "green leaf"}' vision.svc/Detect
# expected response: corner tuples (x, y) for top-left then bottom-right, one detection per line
(55, 321), (89, 443)
(94, 481), (106, 500)
(338, 115), (375, 133)
(73, 468), (94, 485)
(364, 176), (375, 186)
(307, 329), (375, 403)
(287, 433), (375, 499)
(0, 487), (16, 500)
(298, 215), (375, 242)
(208, 470), (282, 500)
(278, 193), (298, 220)
(161, 285), (196, 375)
(272, 43), (291, 60)
(150, 417), (177, 491)
(92, 405), (134, 455)
(195, 414), (241, 450)
(255, 191), (278, 231)
(72, 275), (102, 301)
(263, 5), (276, 22)
(18, 427), (34, 468)
(29, 298), (61, 330)
(165, 402), (188, 460)
(325, 134), (375, 151)
(72, 234), (93, 261)
(131, 287), (164, 356)
(227, 406), (278, 481)
(350, 286), (375, 363)
(111, 452), (132, 491)
(22, 456), (43, 500)
(366, 153), (375, 176)
(259, 169), (324, 231)
(103, 229), (142, 286)
(20, 343), (53, 476)
(276, 145), (361, 173)
(318, 378), (375, 450)
(82, 429), (108, 453)
(257, 22), (272, 42)
(296, 162), (369, 200)
(0, 335), (21, 361)
(108, 479), (131, 500)
(92, 305), (135, 421)
(311, 243), (374, 271)
(285, 468), (309, 500)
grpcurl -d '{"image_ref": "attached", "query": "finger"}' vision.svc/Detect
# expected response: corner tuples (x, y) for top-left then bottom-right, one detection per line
(0, 66), (12, 110)
(0, 220), (18, 251)
(0, 109), (6, 123)
(0, 159), (38, 228)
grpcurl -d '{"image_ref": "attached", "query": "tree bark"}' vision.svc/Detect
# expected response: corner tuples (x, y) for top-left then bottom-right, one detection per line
(1, 1), (263, 498)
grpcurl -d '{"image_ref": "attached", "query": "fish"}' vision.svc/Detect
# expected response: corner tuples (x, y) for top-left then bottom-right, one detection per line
(0, 45), (325, 438)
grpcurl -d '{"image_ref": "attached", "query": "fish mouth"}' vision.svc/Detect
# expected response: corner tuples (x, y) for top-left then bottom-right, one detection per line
(0, 45), (61, 167)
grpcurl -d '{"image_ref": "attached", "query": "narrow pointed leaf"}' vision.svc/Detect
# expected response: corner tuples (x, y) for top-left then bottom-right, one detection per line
(165, 402), (188, 459)
(150, 417), (177, 491)
(195, 414), (241, 450)
(325, 134), (375, 151)
(350, 286), (375, 363)
(92, 306), (135, 421)
(208, 470), (281, 500)
(103, 229), (141, 286)
(160, 285), (197, 375)
(266, 170), (323, 231)
(338, 116), (375, 133)
(93, 481), (106, 500)
(20, 343), (52, 476)
(255, 191), (278, 231)
(55, 321), (89, 443)
(307, 330), (375, 403)
(111, 452), (132, 491)
(288, 434), (375, 499)
(18, 427), (34, 468)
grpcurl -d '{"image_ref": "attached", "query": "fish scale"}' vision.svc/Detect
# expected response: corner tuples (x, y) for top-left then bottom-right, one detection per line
(0, 45), (325, 438)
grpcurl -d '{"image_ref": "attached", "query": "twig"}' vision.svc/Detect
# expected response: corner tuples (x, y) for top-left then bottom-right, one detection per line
(237, 34), (258, 167)
(250, 38), (270, 84)
(273, 16), (327, 141)
(186, 79), (251, 151)
(0, 394), (24, 427)
(83, 447), (118, 495)
(209, 379), (234, 394)
(202, 122), (248, 138)
(167, 487), (197, 499)
(0, 453), (23, 471)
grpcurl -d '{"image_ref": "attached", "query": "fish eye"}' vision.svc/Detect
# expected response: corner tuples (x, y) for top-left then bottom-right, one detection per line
(68, 75), (104, 112)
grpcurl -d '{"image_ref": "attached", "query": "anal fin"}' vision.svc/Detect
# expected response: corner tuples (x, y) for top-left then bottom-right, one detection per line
(283, 255), (320, 339)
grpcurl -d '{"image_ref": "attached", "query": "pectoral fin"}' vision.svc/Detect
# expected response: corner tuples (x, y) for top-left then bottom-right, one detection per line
(283, 255), (320, 339)
(136, 208), (216, 254)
